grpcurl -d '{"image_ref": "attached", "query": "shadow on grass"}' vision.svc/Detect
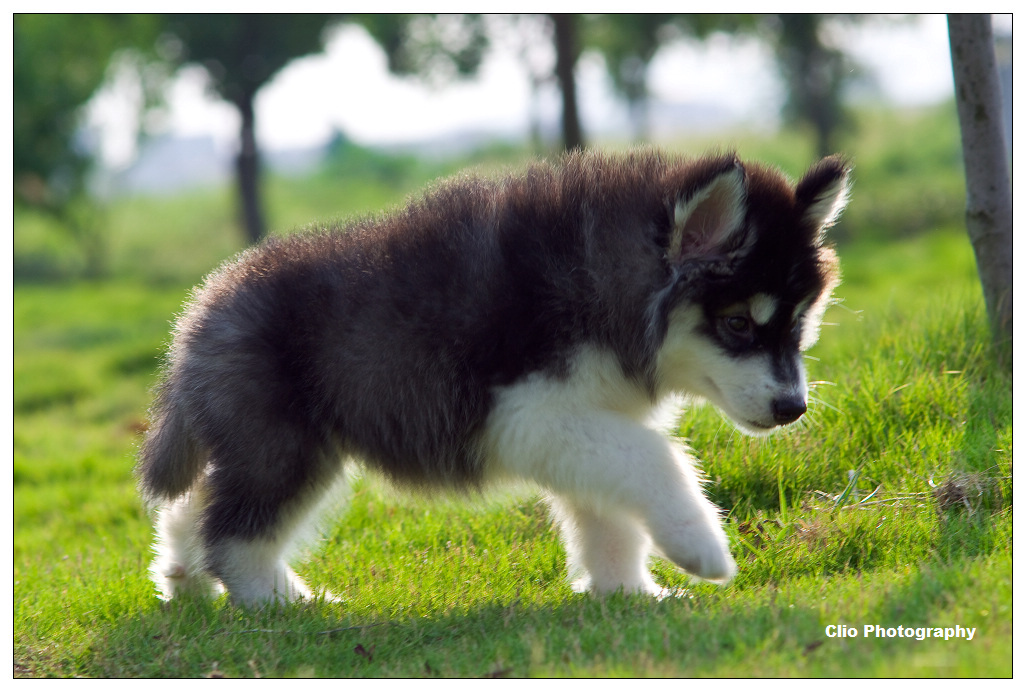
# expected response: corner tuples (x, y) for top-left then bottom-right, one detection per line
(84, 520), (1010, 680)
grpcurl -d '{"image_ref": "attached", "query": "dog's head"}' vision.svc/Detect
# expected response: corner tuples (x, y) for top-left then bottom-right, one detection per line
(655, 154), (849, 434)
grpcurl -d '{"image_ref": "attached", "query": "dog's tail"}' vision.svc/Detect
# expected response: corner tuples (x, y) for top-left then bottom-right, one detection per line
(137, 383), (205, 503)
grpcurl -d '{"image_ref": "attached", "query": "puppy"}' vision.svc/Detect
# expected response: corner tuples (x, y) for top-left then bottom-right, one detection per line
(138, 149), (848, 604)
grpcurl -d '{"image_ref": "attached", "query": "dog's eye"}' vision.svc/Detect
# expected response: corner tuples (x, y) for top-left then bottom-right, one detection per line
(723, 315), (752, 336)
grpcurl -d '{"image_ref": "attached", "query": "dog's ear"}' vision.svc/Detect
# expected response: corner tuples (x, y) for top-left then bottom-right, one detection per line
(796, 155), (851, 237)
(667, 162), (747, 262)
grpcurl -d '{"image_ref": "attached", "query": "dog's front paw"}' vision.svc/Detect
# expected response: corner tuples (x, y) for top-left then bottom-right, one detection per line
(663, 548), (736, 583)
(653, 522), (737, 584)
(684, 545), (737, 583)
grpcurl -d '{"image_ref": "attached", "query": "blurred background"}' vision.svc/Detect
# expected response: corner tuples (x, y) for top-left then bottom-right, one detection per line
(11, 12), (1014, 427)
(12, 12), (1012, 282)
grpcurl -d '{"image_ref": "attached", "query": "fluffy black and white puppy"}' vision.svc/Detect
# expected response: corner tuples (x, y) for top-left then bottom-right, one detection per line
(138, 149), (849, 604)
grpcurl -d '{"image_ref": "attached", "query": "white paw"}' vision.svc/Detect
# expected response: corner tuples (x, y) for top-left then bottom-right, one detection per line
(151, 560), (225, 601)
(654, 523), (737, 583)
(689, 547), (737, 583)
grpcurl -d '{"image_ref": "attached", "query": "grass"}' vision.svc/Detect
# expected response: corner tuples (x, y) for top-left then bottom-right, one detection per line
(12, 104), (1012, 677)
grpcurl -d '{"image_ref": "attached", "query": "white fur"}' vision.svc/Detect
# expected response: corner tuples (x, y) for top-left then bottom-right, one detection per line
(150, 471), (348, 605)
(550, 498), (661, 595)
(150, 490), (225, 600)
(655, 305), (806, 433)
(803, 174), (851, 235)
(480, 347), (736, 595)
(797, 284), (838, 352)
(207, 538), (316, 605)
(748, 293), (779, 326)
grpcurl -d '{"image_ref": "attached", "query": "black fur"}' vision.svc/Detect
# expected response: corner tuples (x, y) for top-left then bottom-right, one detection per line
(137, 149), (845, 548)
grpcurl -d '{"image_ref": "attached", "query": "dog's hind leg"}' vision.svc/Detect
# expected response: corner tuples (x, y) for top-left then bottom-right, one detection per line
(198, 432), (344, 607)
(207, 532), (317, 606)
(548, 496), (662, 596)
(150, 486), (225, 600)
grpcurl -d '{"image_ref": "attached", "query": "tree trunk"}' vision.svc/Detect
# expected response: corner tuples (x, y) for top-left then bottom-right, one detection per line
(947, 14), (1012, 354)
(551, 13), (584, 151)
(776, 14), (842, 158)
(235, 91), (266, 244)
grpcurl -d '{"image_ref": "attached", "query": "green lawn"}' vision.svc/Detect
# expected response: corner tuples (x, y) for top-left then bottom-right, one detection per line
(13, 105), (1012, 677)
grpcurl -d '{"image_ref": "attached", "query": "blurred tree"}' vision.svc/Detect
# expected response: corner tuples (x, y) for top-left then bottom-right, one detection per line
(550, 14), (584, 151)
(582, 14), (670, 141)
(947, 14), (1012, 354)
(160, 14), (339, 243)
(368, 12), (587, 153)
(494, 13), (585, 152)
(762, 14), (857, 158)
(14, 14), (162, 275)
(503, 14), (555, 153)
(582, 14), (757, 141)
(357, 14), (489, 86)
(585, 13), (866, 156)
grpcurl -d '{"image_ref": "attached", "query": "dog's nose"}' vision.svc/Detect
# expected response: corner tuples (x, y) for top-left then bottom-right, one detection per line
(772, 396), (807, 425)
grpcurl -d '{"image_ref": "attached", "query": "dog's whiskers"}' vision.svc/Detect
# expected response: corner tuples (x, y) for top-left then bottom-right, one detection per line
(808, 395), (842, 416)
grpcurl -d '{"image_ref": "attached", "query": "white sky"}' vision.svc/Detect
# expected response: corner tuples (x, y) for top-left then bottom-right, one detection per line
(87, 13), (1008, 168)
